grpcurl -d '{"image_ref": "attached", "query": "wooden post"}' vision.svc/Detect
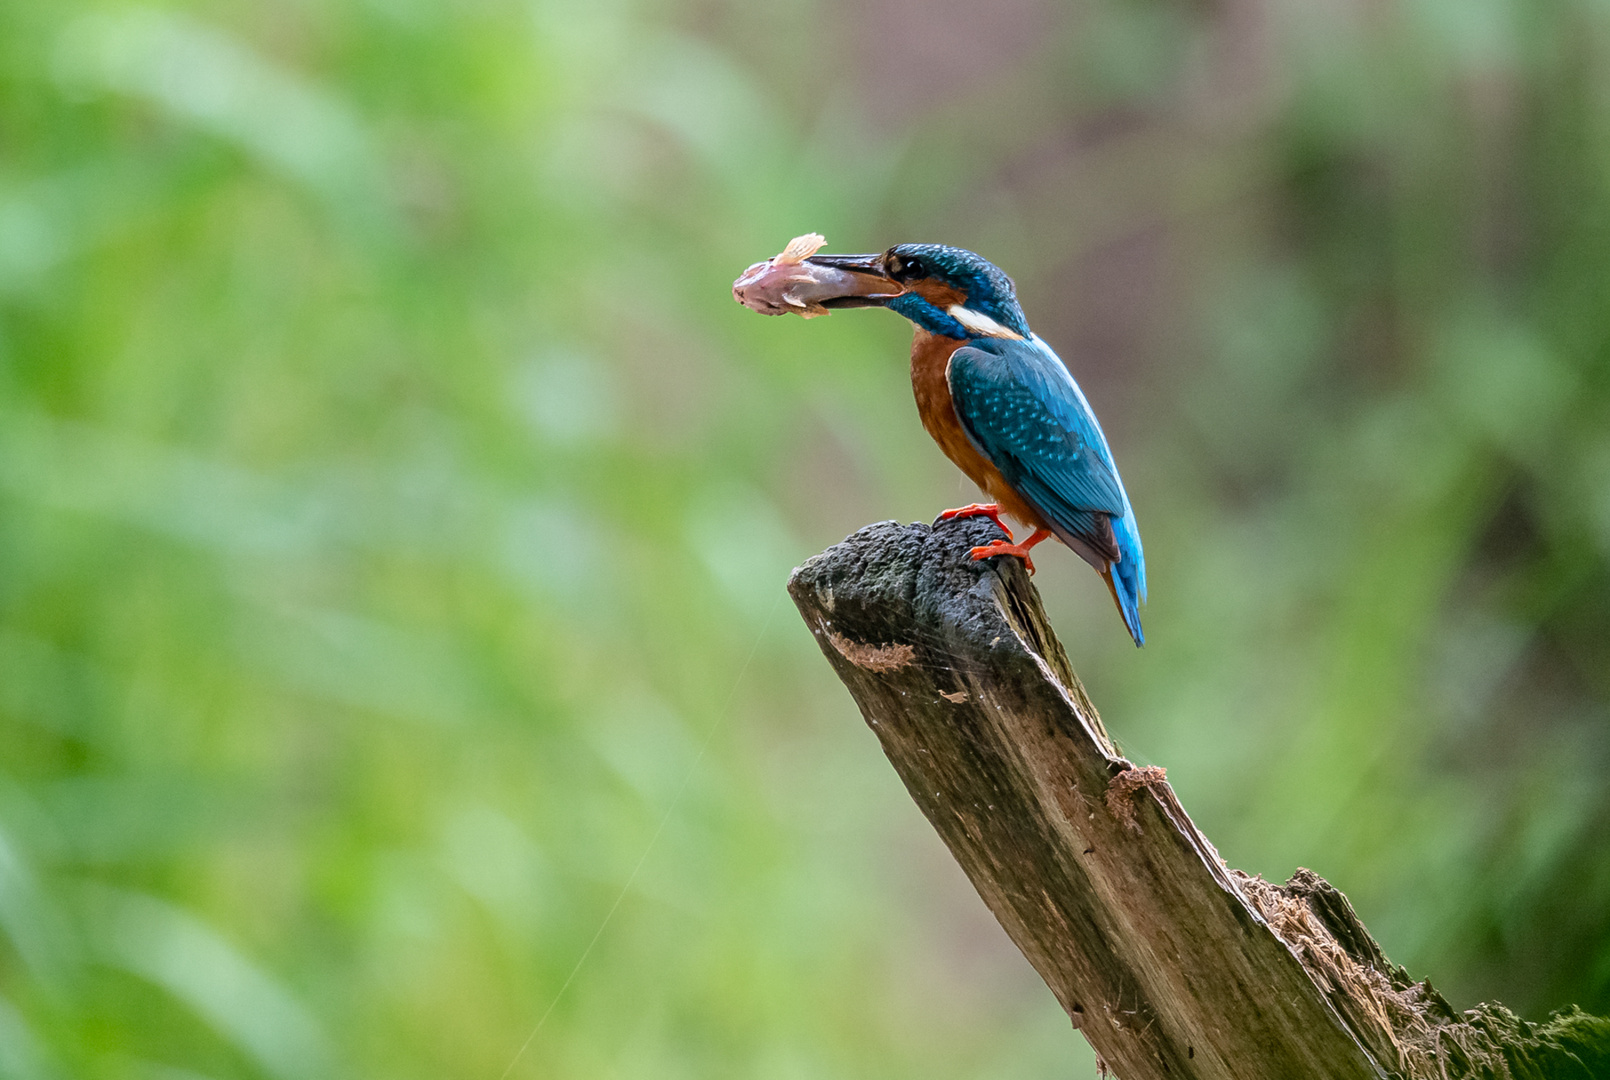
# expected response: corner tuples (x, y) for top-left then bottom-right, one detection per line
(787, 517), (1610, 1080)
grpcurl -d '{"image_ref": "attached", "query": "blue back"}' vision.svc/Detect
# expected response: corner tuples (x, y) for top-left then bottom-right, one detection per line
(946, 335), (1146, 645)
(873, 244), (1148, 645)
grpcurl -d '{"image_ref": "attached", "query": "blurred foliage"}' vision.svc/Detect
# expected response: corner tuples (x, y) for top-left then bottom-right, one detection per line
(0, 0), (1607, 1078)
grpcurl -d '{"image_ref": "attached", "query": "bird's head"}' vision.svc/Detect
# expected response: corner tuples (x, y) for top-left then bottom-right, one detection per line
(801, 244), (1030, 340)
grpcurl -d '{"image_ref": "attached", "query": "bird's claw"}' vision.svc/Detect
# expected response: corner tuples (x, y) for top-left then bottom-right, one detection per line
(938, 503), (1012, 541)
(969, 540), (1036, 574)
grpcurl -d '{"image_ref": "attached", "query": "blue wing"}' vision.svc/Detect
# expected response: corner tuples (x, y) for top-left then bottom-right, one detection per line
(948, 336), (1147, 645)
(947, 337), (1125, 557)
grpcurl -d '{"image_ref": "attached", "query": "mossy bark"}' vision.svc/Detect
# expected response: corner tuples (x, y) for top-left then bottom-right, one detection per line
(788, 517), (1610, 1080)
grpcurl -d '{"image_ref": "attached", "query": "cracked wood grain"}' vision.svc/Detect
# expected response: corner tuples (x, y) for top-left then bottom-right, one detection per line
(787, 517), (1610, 1080)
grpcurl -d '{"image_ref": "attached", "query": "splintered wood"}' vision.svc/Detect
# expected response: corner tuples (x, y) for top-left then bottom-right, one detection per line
(787, 517), (1391, 1080)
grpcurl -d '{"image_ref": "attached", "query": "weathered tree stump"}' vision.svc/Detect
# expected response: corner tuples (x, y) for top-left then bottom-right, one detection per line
(787, 517), (1610, 1080)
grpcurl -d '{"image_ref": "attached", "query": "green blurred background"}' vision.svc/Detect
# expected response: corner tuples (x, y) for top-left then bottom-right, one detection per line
(2, 0), (1608, 1077)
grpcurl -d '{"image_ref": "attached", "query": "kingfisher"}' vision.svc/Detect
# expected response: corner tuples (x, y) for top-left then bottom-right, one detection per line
(735, 238), (1146, 646)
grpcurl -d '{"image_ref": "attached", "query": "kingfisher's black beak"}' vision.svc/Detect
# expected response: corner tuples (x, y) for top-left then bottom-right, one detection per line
(801, 253), (903, 308)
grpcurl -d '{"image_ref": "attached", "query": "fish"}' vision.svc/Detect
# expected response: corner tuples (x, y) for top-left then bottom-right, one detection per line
(732, 233), (902, 318)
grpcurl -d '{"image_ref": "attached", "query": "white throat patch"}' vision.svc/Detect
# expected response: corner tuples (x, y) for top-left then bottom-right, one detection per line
(947, 305), (1024, 339)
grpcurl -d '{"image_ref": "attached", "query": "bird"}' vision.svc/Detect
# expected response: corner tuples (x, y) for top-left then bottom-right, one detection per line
(741, 241), (1147, 645)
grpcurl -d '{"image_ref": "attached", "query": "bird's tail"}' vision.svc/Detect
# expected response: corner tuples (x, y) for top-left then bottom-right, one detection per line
(1101, 560), (1145, 647)
(1104, 508), (1146, 647)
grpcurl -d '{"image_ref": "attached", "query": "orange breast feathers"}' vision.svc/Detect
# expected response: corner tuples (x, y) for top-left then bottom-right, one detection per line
(908, 330), (1049, 531)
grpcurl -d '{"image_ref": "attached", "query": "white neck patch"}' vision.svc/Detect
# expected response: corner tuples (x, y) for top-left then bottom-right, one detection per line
(947, 304), (1023, 339)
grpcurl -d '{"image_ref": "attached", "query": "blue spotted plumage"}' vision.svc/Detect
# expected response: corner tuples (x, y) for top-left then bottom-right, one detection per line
(791, 242), (1148, 645)
(948, 335), (1146, 644)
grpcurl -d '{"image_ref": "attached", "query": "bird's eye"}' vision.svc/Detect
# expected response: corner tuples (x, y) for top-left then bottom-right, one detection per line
(886, 256), (924, 282)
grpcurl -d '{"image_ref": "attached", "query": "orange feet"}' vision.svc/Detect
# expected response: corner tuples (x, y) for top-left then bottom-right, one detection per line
(969, 528), (1052, 574)
(938, 502), (1012, 541)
